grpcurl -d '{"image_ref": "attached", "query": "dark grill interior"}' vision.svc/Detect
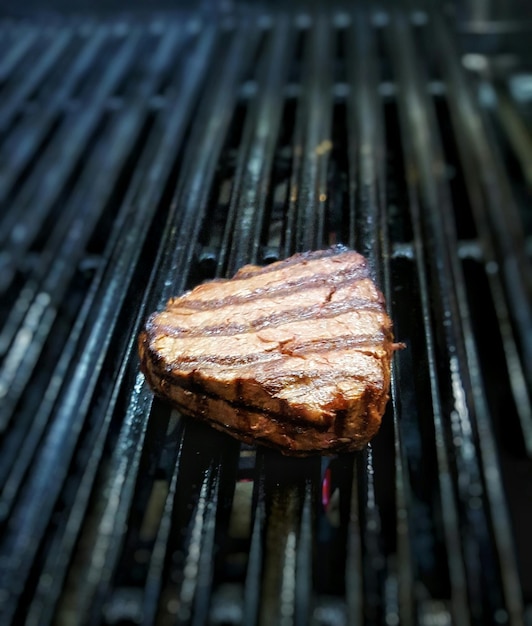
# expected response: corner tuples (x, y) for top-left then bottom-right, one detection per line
(0, 4), (531, 625)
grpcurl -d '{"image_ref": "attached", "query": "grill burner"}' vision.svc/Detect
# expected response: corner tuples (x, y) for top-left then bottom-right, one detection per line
(0, 5), (531, 625)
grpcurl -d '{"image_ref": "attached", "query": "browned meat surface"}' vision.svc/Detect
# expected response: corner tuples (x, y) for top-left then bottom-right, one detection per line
(138, 246), (401, 455)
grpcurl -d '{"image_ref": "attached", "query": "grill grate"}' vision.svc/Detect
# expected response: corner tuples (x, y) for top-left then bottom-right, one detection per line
(0, 6), (531, 626)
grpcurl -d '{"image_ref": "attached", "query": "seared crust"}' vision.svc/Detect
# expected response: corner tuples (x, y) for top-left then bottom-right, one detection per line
(139, 246), (399, 455)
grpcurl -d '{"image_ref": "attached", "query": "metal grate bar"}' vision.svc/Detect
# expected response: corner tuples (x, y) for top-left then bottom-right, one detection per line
(0, 27), (108, 204)
(433, 15), (532, 333)
(347, 12), (384, 269)
(346, 22), (404, 624)
(353, 12), (446, 626)
(345, 456), (364, 624)
(0, 27), (72, 135)
(294, 481), (313, 626)
(144, 425), (241, 626)
(493, 83), (532, 189)
(380, 13), (472, 623)
(0, 26), (38, 83)
(31, 25), (219, 624)
(284, 15), (334, 255)
(159, 462), (221, 626)
(490, 80), (532, 188)
(164, 26), (259, 297)
(428, 11), (532, 455)
(242, 487), (265, 626)
(389, 9), (524, 623)
(250, 452), (320, 626)
(0, 28), (141, 275)
(0, 22), (217, 624)
(0, 22), (204, 532)
(389, 12), (494, 621)
(141, 416), (185, 625)
(345, 12), (412, 626)
(0, 102), (147, 494)
(0, 27), (185, 438)
(0, 98), (143, 433)
(216, 17), (292, 276)
(259, 483), (301, 625)
(295, 15), (334, 253)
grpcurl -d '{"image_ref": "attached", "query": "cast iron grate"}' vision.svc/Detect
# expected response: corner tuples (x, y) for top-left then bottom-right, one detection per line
(0, 5), (530, 626)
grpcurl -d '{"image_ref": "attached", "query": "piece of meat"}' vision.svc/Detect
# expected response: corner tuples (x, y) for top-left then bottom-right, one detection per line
(138, 246), (402, 456)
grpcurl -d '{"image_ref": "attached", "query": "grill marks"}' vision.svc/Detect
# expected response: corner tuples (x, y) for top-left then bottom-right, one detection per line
(149, 248), (385, 344)
(139, 247), (397, 454)
(167, 264), (368, 311)
(151, 298), (386, 339)
(156, 334), (387, 367)
(227, 246), (349, 280)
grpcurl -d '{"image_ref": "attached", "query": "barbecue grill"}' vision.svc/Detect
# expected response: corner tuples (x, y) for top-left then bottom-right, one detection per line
(0, 1), (531, 624)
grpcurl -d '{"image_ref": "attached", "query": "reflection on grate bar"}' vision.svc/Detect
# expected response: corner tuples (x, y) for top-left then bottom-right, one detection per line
(0, 6), (530, 626)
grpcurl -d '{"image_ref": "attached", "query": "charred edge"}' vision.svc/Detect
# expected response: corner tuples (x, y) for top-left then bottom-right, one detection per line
(149, 297), (388, 339)
(143, 366), (335, 431)
(140, 350), (385, 455)
(163, 392), (376, 457)
(151, 387), (370, 456)
(333, 409), (348, 436)
(185, 414), (368, 457)
(230, 245), (358, 281)
(168, 264), (370, 311)
(333, 387), (380, 444)
(143, 351), (388, 424)
(138, 331), (149, 374)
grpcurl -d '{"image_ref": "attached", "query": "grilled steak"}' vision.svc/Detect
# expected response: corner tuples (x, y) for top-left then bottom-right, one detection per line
(138, 246), (401, 455)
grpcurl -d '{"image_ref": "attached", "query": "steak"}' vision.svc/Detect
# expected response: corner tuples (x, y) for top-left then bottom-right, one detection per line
(138, 246), (402, 455)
